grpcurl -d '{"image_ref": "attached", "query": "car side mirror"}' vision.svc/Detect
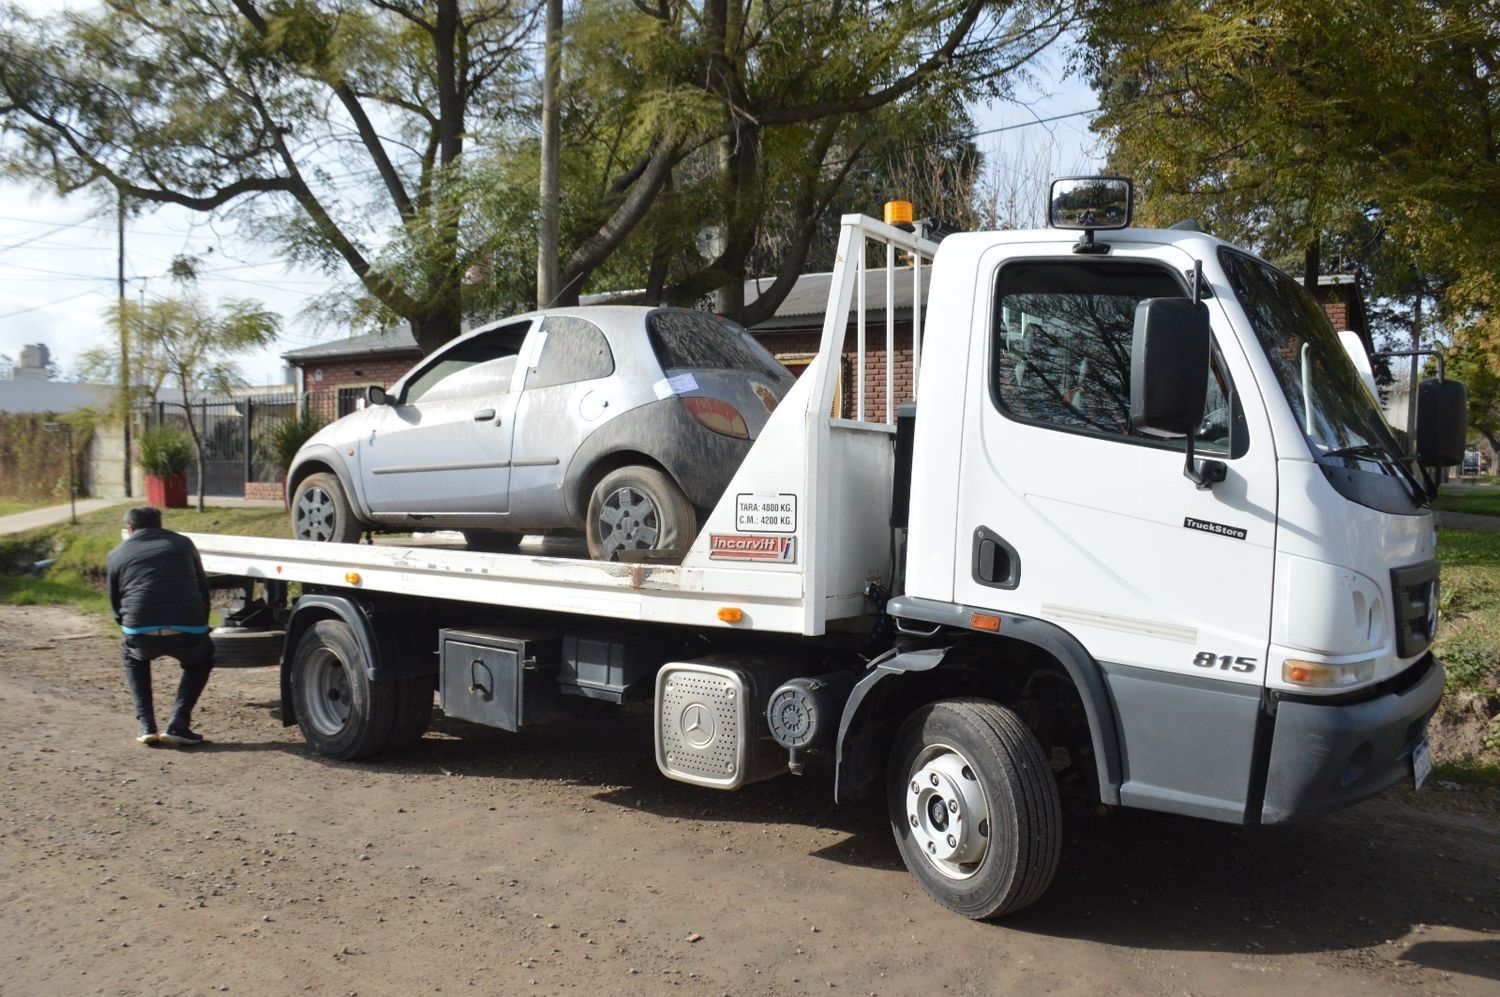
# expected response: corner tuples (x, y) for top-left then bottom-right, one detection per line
(1417, 378), (1468, 466)
(1131, 297), (1211, 437)
(366, 384), (391, 407)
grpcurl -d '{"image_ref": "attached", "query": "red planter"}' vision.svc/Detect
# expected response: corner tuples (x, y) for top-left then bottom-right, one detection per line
(145, 473), (188, 509)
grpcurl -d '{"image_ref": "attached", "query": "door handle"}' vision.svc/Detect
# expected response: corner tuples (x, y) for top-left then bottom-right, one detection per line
(473, 408), (496, 421)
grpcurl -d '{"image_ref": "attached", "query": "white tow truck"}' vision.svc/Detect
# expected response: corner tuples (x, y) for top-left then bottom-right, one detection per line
(195, 178), (1461, 918)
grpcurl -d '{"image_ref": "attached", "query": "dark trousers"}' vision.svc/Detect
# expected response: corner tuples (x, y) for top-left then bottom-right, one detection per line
(121, 632), (215, 734)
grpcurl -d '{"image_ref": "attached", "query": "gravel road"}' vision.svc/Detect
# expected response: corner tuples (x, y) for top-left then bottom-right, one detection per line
(1, 603), (1496, 996)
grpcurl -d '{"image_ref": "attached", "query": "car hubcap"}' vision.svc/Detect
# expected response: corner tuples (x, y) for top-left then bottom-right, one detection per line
(597, 486), (660, 556)
(295, 486), (336, 541)
(302, 647), (352, 736)
(906, 745), (990, 880)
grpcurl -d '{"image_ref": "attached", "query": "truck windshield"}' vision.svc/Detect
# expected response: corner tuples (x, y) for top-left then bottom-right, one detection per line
(1219, 249), (1416, 491)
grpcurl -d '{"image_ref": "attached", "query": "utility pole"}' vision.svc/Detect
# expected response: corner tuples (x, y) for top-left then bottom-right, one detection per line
(1406, 278), (1422, 454)
(118, 192), (132, 497)
(535, 0), (561, 308)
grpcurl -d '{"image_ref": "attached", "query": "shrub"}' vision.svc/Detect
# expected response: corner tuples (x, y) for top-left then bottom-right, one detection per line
(256, 413), (325, 477)
(137, 425), (193, 475)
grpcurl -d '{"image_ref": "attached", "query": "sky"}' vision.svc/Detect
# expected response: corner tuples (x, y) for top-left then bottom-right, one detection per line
(0, 16), (1102, 389)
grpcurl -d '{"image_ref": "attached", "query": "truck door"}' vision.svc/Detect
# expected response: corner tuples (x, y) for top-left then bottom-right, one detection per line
(360, 322), (528, 517)
(952, 245), (1278, 822)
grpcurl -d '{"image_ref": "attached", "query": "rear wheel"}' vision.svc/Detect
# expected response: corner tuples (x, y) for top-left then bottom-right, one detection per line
(888, 698), (1062, 919)
(289, 620), (394, 760)
(292, 472), (362, 543)
(386, 675), (435, 751)
(585, 465), (696, 561)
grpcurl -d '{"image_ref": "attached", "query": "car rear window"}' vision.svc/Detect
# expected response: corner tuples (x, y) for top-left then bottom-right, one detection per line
(646, 309), (782, 377)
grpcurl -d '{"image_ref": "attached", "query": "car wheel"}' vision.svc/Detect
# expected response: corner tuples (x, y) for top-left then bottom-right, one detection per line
(292, 472), (362, 543)
(462, 530), (523, 553)
(585, 465), (697, 561)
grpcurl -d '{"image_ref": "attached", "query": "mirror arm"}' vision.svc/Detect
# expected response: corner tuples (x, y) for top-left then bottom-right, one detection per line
(1182, 430), (1227, 490)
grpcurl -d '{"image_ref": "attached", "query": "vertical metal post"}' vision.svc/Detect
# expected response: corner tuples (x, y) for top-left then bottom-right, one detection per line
(912, 253), (923, 402)
(118, 193), (131, 497)
(885, 243), (895, 422)
(856, 250), (866, 421)
(243, 398), (254, 489)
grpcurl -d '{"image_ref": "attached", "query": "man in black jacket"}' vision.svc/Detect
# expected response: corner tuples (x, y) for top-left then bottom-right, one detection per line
(106, 506), (215, 746)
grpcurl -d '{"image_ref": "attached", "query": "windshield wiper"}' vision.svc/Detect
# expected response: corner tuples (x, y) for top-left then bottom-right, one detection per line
(1319, 444), (1431, 505)
(1320, 444), (1394, 461)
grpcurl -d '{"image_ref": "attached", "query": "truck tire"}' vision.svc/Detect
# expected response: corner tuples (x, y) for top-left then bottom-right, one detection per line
(289, 619), (395, 760)
(585, 465), (696, 561)
(887, 698), (1062, 919)
(210, 626), (284, 668)
(292, 472), (362, 544)
(386, 675), (435, 751)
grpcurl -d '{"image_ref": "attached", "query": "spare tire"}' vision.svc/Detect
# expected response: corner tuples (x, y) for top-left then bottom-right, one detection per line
(211, 626), (285, 669)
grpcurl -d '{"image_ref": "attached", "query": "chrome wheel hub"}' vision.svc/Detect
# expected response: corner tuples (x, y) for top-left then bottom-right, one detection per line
(906, 745), (990, 879)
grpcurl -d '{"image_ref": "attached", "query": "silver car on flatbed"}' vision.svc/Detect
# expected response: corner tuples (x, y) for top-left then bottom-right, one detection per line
(287, 306), (794, 560)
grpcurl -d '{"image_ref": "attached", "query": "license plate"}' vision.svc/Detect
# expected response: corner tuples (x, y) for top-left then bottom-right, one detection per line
(1412, 738), (1433, 790)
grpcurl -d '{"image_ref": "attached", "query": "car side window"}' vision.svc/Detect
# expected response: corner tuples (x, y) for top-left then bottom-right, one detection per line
(530, 316), (614, 388)
(403, 322), (529, 404)
(993, 261), (1245, 457)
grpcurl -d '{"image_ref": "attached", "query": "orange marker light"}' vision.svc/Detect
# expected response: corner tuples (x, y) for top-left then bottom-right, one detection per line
(344, 572), (362, 585)
(884, 200), (914, 226)
(717, 607), (744, 623)
(970, 612), (1001, 632)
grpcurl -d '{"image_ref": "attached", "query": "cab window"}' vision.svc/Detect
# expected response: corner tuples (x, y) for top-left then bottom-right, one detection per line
(992, 260), (1244, 457)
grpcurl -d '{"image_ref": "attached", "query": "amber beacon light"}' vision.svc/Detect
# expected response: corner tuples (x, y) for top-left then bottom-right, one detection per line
(883, 200), (913, 227)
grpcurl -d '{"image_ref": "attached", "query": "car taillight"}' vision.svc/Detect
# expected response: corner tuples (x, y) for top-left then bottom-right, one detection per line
(681, 396), (749, 439)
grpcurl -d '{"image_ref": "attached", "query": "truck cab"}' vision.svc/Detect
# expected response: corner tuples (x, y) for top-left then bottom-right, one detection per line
(894, 180), (1443, 826)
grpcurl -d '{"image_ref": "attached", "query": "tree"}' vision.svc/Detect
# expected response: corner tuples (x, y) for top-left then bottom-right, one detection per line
(1081, 0), (1500, 361)
(79, 298), (279, 512)
(508, 0), (1077, 326)
(0, 0), (537, 355)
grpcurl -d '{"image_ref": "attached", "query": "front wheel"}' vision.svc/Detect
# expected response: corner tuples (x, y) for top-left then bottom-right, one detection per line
(289, 620), (395, 760)
(888, 698), (1062, 919)
(291, 472), (362, 543)
(584, 466), (696, 561)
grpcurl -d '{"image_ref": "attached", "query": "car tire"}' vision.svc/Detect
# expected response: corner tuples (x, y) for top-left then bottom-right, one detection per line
(291, 472), (362, 543)
(887, 698), (1062, 919)
(585, 465), (697, 561)
(289, 619), (395, 760)
(210, 626), (284, 669)
(461, 530), (523, 553)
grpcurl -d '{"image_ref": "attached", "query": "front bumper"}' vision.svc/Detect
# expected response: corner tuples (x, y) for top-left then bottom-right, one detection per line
(1259, 655), (1444, 823)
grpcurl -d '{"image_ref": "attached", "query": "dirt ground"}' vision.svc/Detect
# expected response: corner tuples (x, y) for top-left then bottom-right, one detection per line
(1, 604), (1497, 996)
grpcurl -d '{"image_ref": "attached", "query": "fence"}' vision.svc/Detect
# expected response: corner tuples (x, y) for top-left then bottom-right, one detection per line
(141, 392), (298, 497)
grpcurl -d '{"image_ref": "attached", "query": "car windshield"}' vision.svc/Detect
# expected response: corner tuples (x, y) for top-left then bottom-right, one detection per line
(647, 309), (785, 379)
(1219, 250), (1410, 468)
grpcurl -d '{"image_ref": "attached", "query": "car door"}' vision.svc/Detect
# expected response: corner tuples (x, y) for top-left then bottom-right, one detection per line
(360, 321), (530, 517)
(506, 315), (617, 523)
(952, 243), (1279, 820)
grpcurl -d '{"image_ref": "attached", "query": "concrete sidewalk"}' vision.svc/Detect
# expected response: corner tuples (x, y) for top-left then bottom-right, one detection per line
(0, 496), (282, 535)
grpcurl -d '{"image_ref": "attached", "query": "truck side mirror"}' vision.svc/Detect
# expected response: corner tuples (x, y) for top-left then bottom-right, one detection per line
(366, 384), (391, 407)
(1416, 378), (1468, 466)
(1130, 297), (1211, 438)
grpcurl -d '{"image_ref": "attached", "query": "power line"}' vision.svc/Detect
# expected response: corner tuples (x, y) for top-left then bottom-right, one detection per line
(0, 288), (102, 320)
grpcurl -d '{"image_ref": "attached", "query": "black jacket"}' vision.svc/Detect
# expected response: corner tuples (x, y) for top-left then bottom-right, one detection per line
(106, 527), (211, 630)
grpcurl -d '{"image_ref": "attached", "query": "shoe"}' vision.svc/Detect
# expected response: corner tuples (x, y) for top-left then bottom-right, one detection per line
(161, 728), (206, 747)
(136, 729), (160, 745)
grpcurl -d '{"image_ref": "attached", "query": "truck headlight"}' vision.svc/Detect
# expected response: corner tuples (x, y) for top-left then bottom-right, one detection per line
(1282, 658), (1376, 689)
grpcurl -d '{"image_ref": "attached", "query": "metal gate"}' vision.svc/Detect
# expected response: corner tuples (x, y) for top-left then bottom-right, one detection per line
(145, 393), (298, 497)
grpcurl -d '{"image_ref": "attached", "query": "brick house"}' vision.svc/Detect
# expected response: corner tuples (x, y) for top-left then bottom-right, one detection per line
(283, 330), (423, 422)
